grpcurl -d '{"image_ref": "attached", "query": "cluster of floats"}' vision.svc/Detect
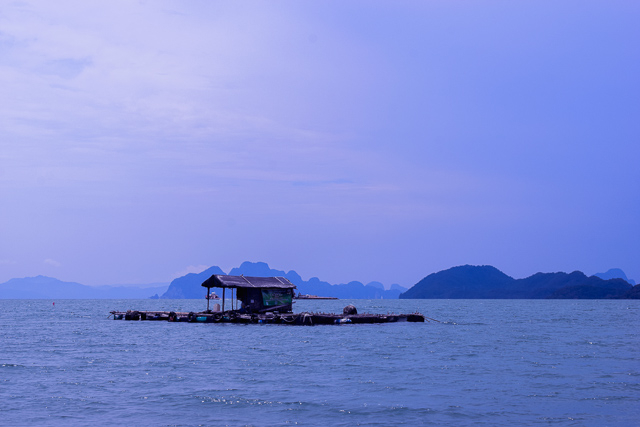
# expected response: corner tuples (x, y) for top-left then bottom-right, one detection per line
(111, 275), (426, 325)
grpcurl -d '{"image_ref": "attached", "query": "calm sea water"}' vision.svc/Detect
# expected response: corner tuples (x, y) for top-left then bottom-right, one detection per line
(0, 299), (638, 426)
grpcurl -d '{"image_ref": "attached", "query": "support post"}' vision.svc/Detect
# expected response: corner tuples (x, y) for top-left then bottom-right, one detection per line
(206, 286), (210, 312)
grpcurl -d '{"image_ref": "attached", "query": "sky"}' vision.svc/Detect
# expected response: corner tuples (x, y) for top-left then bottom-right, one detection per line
(1, 1), (638, 288)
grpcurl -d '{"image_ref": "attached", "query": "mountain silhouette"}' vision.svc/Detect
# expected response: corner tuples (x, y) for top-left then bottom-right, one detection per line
(400, 265), (635, 299)
(4, 264), (634, 300)
(594, 268), (636, 286)
(0, 276), (168, 299)
(161, 265), (225, 299)
(160, 261), (404, 299)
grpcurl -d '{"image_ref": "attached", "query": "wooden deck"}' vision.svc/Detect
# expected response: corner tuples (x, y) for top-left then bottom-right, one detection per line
(110, 310), (426, 325)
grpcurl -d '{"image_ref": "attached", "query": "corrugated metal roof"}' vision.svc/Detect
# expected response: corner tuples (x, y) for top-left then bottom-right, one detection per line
(201, 274), (296, 289)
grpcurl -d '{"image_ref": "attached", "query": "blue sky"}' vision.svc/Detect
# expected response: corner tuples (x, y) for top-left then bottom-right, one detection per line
(1, 1), (638, 287)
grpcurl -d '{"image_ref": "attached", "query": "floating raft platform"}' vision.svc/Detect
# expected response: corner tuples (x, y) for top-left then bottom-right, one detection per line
(110, 275), (428, 325)
(110, 309), (426, 325)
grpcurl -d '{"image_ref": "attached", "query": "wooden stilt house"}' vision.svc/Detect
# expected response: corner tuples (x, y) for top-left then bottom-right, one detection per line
(201, 275), (296, 314)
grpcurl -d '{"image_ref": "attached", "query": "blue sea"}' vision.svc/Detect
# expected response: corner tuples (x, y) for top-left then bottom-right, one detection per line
(1, 299), (638, 426)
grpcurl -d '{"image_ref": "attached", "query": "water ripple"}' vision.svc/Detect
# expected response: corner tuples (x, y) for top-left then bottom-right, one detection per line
(0, 299), (637, 426)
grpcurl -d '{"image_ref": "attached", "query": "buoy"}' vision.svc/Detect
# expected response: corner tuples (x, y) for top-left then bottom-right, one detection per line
(53, 302), (55, 306)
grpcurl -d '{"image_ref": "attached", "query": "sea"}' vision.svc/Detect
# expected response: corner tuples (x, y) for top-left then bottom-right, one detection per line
(0, 299), (638, 426)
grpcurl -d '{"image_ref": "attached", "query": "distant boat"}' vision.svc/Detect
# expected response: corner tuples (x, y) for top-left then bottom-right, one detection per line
(206, 291), (220, 300)
(294, 292), (338, 300)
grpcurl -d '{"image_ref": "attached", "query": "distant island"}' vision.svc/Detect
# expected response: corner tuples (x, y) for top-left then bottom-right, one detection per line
(160, 261), (406, 300)
(1, 262), (637, 300)
(0, 261), (406, 300)
(0, 276), (169, 299)
(399, 265), (639, 299)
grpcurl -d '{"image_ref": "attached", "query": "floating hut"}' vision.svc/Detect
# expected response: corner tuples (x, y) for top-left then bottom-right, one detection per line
(202, 274), (296, 314)
(111, 274), (426, 325)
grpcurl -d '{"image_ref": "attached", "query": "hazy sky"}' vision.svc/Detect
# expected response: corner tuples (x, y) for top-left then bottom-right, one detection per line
(1, 1), (638, 287)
